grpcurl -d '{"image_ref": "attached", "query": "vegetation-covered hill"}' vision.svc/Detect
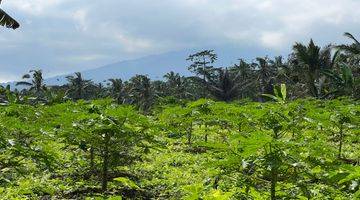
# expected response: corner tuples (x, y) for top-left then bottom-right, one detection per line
(0, 98), (358, 199)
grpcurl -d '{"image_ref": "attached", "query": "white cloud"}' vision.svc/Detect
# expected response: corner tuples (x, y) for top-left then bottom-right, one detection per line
(260, 31), (287, 50)
(1, 0), (360, 80)
(73, 9), (88, 31)
(6, 0), (68, 15)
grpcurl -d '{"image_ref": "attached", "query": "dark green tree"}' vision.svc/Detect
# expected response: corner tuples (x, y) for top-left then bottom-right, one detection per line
(128, 75), (154, 112)
(187, 50), (217, 79)
(66, 72), (92, 100)
(254, 57), (277, 101)
(164, 71), (187, 99)
(292, 40), (331, 97)
(16, 70), (47, 95)
(108, 78), (125, 104)
(204, 68), (251, 102)
(187, 50), (217, 98)
(230, 59), (257, 98)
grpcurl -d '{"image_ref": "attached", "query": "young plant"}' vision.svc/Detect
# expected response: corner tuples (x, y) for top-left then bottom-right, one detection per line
(262, 83), (287, 103)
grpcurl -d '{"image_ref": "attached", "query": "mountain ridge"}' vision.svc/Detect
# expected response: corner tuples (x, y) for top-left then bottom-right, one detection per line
(2, 45), (279, 88)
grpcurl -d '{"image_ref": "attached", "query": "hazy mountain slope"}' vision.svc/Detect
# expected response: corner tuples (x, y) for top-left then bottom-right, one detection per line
(3, 45), (278, 88)
(45, 46), (274, 85)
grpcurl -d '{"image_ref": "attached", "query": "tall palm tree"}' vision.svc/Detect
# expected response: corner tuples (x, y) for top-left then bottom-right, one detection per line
(108, 78), (125, 104)
(16, 70), (47, 95)
(229, 59), (257, 98)
(254, 57), (277, 101)
(204, 68), (252, 102)
(164, 71), (187, 98)
(230, 59), (253, 81)
(270, 56), (291, 83)
(128, 75), (153, 112)
(164, 71), (179, 87)
(292, 39), (331, 97)
(0, 0), (20, 29)
(66, 72), (92, 100)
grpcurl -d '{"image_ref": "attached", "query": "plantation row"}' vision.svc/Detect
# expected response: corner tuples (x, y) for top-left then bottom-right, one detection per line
(0, 98), (359, 199)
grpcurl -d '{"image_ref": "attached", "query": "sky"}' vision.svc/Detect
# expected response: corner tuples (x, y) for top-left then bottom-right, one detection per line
(0, 0), (359, 82)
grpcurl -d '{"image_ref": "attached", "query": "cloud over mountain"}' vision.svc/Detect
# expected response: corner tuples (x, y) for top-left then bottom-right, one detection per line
(0, 0), (359, 82)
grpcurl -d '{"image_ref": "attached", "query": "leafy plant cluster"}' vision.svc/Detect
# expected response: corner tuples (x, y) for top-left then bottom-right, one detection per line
(0, 97), (358, 199)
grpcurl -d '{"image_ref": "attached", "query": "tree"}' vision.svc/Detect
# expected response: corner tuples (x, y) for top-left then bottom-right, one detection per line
(16, 70), (47, 95)
(66, 72), (92, 100)
(254, 57), (277, 101)
(292, 39), (331, 97)
(164, 71), (187, 98)
(0, 0), (20, 29)
(108, 78), (125, 104)
(128, 75), (154, 112)
(204, 68), (251, 102)
(187, 50), (217, 98)
(323, 63), (355, 97)
(229, 59), (257, 98)
(187, 50), (217, 79)
(231, 59), (254, 81)
(270, 56), (292, 83)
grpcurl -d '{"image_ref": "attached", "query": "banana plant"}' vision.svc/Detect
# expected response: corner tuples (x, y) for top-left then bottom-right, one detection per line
(262, 83), (287, 103)
(323, 63), (354, 97)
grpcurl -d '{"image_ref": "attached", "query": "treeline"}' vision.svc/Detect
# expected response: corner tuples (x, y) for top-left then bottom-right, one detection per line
(1, 32), (359, 110)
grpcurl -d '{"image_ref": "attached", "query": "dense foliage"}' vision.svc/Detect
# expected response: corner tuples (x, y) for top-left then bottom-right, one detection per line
(1, 23), (360, 199)
(0, 98), (358, 199)
(1, 32), (360, 110)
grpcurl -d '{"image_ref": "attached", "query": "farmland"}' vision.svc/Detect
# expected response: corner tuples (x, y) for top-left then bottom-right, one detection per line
(0, 98), (359, 199)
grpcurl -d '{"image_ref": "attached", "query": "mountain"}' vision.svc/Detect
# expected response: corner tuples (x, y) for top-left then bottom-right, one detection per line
(4, 45), (278, 88)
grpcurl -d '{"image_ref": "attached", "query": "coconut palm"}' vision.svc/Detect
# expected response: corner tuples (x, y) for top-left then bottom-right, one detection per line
(108, 78), (125, 104)
(0, 0), (20, 29)
(229, 59), (257, 98)
(66, 72), (92, 100)
(204, 68), (252, 102)
(128, 75), (153, 112)
(292, 39), (331, 97)
(164, 71), (187, 98)
(164, 71), (179, 87)
(16, 70), (47, 95)
(230, 59), (254, 80)
(254, 57), (277, 101)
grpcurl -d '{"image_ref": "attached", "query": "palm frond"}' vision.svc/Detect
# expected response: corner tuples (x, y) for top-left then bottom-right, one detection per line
(16, 81), (32, 86)
(344, 32), (360, 45)
(0, 8), (19, 29)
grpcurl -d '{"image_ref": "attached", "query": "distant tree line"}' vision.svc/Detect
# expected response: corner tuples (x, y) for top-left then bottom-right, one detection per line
(1, 32), (359, 111)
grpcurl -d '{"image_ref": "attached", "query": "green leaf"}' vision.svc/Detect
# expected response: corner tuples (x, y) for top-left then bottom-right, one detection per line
(113, 177), (139, 189)
(280, 83), (287, 101)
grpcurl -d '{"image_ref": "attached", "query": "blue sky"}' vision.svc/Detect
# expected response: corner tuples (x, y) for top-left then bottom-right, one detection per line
(0, 0), (359, 82)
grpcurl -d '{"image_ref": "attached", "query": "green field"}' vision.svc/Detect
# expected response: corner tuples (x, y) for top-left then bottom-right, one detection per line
(0, 98), (359, 199)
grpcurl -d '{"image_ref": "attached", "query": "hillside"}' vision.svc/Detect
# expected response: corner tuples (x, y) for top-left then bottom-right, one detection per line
(44, 45), (272, 85)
